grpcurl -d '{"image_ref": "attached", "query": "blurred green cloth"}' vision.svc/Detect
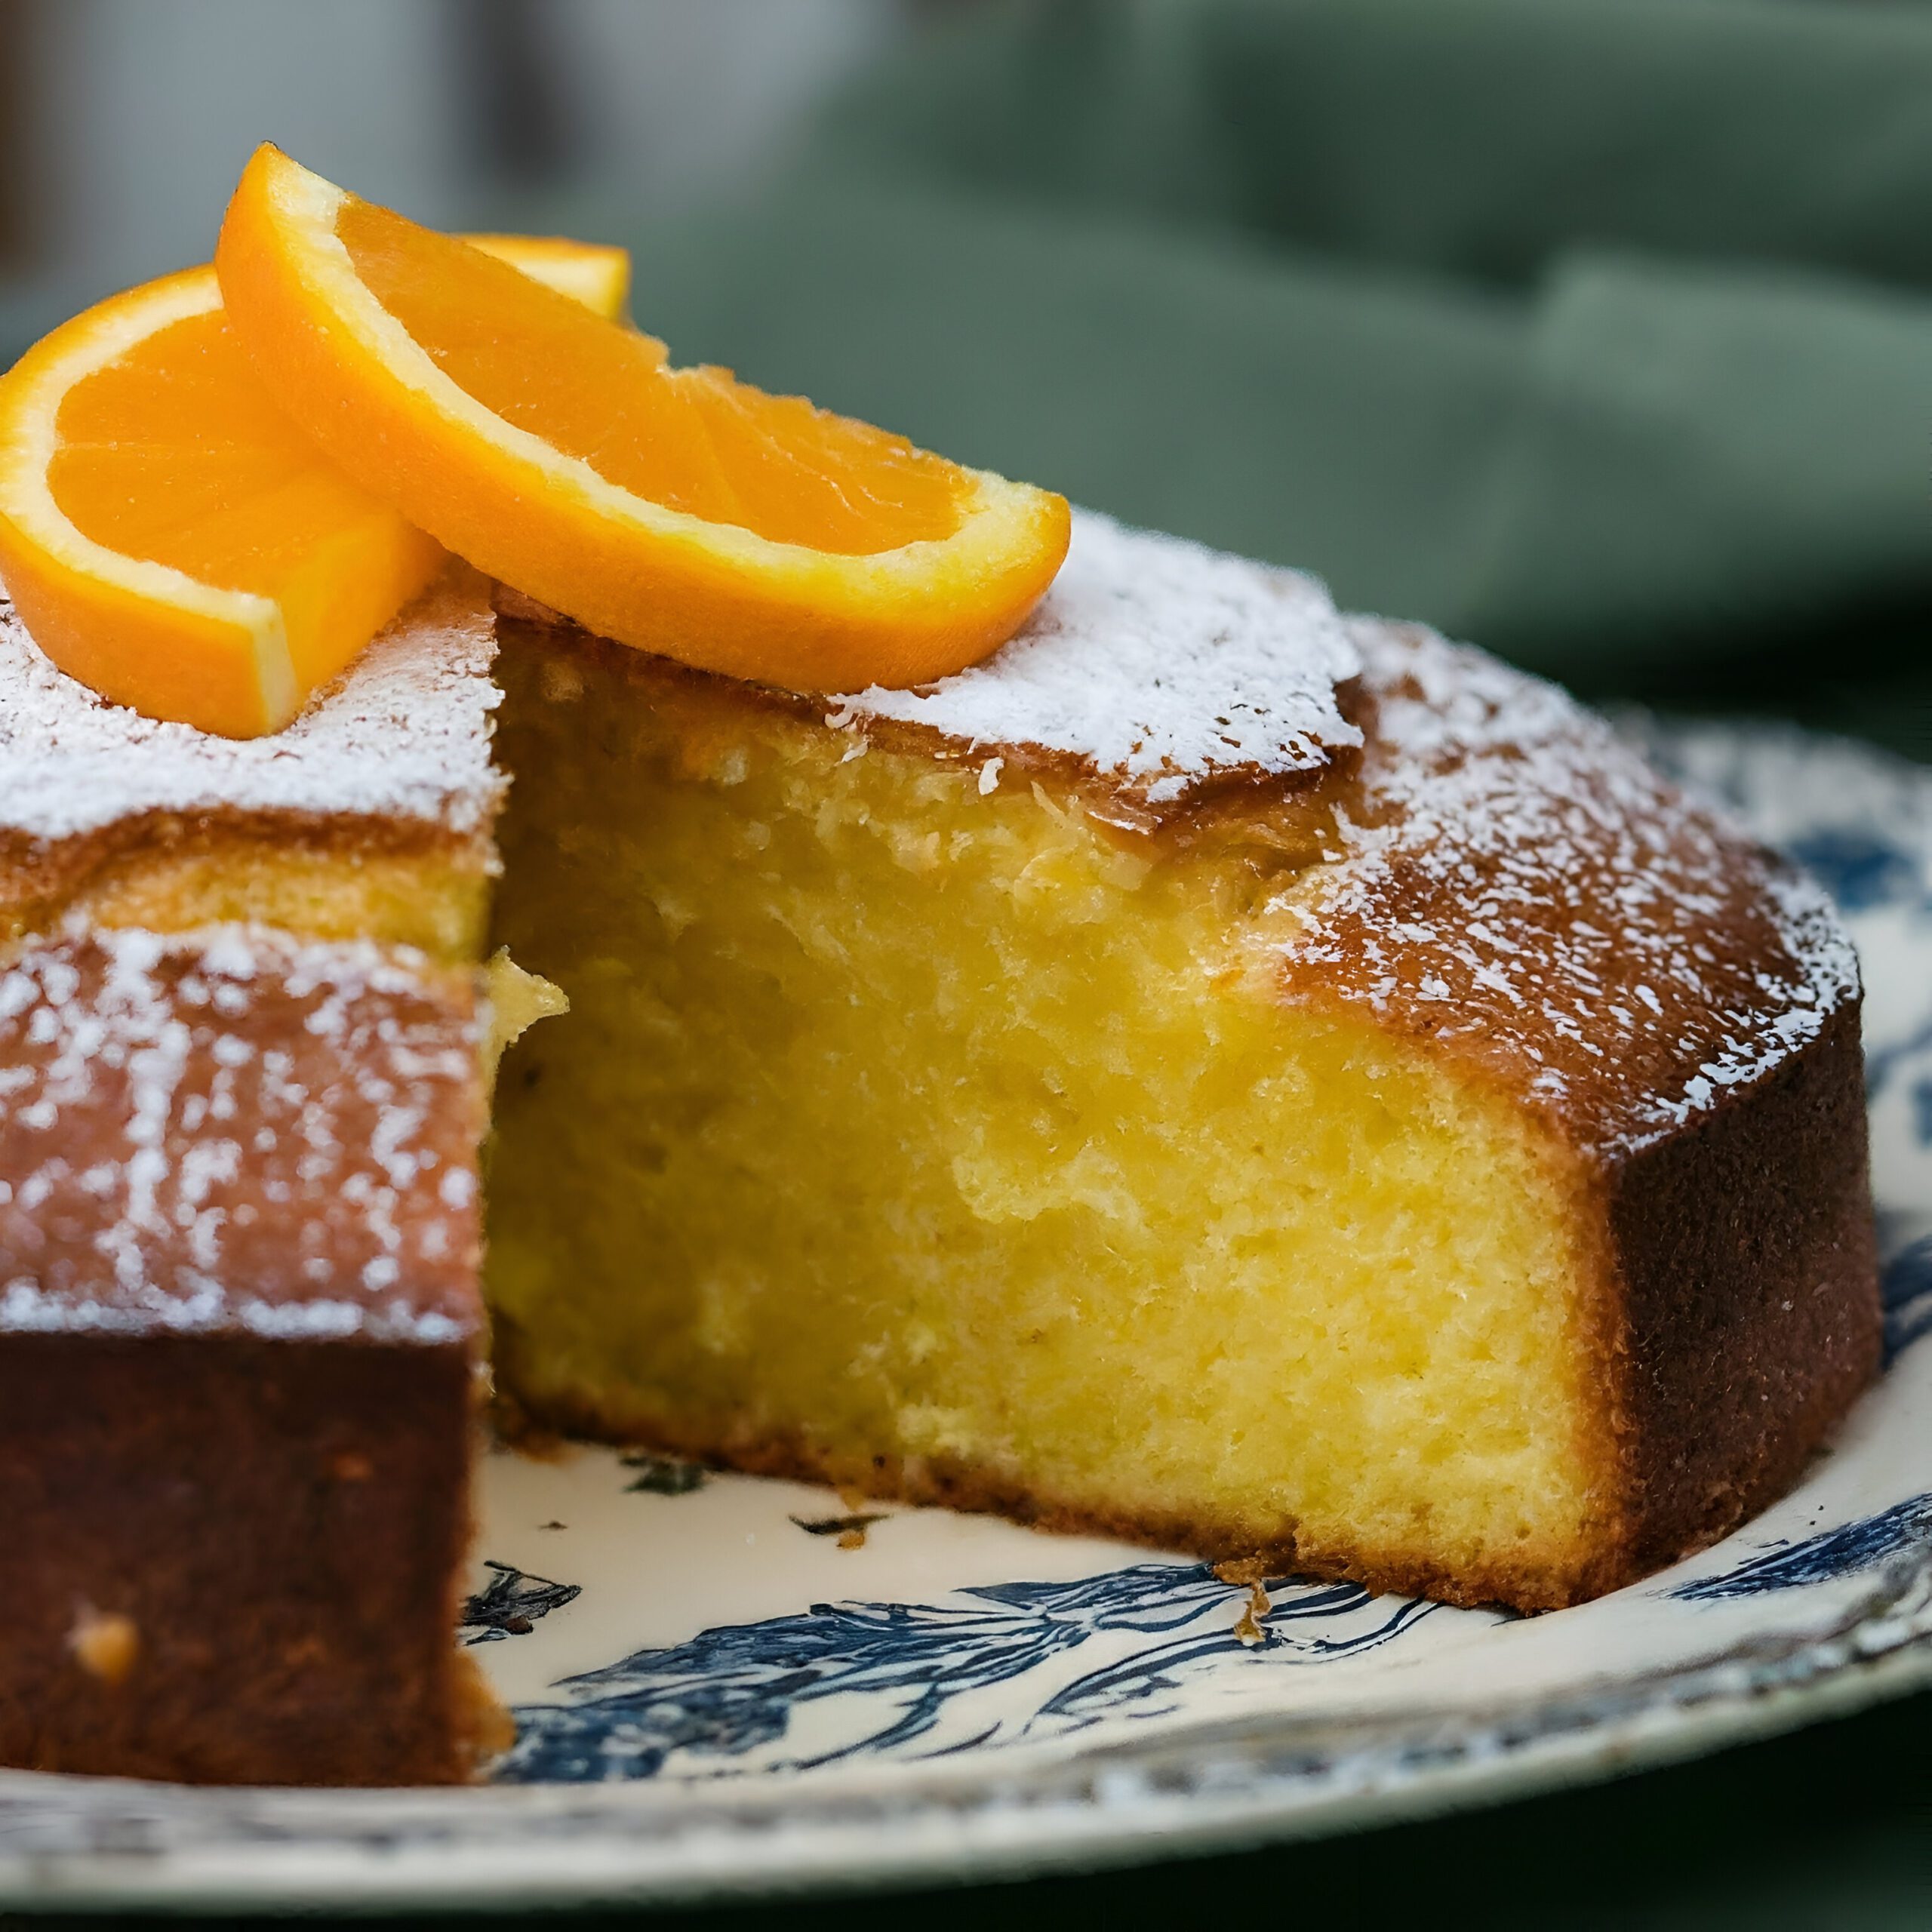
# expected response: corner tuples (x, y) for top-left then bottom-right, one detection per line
(601, 0), (1932, 750)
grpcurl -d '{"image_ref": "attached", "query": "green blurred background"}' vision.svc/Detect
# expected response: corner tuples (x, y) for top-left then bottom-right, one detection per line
(0, 0), (1927, 752)
(2, 1), (1928, 1924)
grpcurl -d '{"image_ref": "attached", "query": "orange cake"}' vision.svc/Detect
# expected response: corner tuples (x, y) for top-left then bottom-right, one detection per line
(0, 509), (1879, 1784)
(483, 512), (1878, 1610)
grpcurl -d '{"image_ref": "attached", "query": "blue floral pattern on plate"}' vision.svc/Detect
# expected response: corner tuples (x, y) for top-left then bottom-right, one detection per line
(498, 1567), (1438, 1783)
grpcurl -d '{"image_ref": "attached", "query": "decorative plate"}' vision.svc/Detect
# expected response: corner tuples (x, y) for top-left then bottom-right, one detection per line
(4, 718), (1930, 1914)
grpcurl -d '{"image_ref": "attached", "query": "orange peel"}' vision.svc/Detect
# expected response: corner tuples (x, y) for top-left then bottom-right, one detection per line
(216, 144), (1070, 693)
(0, 234), (632, 738)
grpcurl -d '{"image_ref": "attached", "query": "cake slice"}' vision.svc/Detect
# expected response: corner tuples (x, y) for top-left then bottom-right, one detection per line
(485, 512), (1878, 1611)
(0, 572), (503, 1783)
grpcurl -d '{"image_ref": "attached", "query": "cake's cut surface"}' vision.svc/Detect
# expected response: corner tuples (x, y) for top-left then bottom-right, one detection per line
(485, 514), (1877, 1610)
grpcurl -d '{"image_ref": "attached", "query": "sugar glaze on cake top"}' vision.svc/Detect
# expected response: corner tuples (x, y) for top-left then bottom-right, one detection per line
(828, 512), (1362, 804)
(0, 571), (503, 847)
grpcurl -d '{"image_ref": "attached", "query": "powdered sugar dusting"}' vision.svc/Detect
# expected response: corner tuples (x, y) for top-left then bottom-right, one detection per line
(1274, 620), (1861, 1155)
(829, 512), (1361, 803)
(0, 923), (484, 1340)
(0, 571), (503, 844)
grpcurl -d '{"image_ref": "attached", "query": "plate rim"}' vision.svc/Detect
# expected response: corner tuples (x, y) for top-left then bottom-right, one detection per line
(5, 1551), (1932, 1912)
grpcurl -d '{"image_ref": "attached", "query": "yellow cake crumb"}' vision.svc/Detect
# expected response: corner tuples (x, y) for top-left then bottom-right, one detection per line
(481, 947), (569, 1084)
(484, 625), (1612, 1603)
(1233, 1582), (1271, 1646)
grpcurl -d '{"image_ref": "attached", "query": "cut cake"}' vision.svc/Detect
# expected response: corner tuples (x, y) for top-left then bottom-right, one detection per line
(0, 512), (1880, 1784)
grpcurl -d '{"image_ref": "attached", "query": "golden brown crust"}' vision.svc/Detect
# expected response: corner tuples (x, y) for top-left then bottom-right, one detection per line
(0, 808), (494, 954)
(1281, 626), (1865, 1161)
(0, 925), (486, 1342)
(1602, 998), (1880, 1580)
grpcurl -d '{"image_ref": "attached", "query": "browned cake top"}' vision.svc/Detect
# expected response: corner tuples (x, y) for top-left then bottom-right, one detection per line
(1275, 620), (1860, 1160)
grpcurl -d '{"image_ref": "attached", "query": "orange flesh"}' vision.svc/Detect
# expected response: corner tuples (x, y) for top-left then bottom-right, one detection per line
(335, 198), (964, 557)
(50, 309), (398, 601)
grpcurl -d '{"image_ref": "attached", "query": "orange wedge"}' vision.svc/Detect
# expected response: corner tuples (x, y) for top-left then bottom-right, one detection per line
(468, 234), (629, 322)
(0, 235), (632, 737)
(215, 145), (1070, 693)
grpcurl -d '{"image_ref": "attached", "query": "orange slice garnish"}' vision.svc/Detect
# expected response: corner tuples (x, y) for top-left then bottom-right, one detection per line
(467, 235), (629, 322)
(0, 235), (632, 738)
(215, 145), (1070, 692)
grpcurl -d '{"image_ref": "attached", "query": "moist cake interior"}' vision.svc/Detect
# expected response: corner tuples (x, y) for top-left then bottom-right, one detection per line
(482, 617), (1605, 1598)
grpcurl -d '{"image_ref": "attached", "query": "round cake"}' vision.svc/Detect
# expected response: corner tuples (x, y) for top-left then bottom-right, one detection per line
(0, 512), (1878, 1785)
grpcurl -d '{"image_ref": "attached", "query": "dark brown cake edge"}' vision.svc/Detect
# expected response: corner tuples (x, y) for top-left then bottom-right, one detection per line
(1601, 996), (1881, 1587)
(0, 1331), (500, 1786)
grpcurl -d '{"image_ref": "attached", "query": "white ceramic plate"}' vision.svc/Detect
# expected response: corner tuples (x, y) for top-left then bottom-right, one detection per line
(4, 718), (1930, 1913)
